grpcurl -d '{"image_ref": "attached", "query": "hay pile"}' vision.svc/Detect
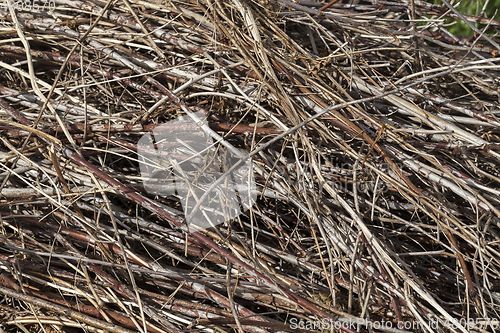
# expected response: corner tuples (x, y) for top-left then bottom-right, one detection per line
(0, 0), (499, 332)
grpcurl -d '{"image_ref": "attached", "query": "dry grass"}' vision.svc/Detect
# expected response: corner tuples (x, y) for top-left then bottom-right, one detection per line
(0, 0), (499, 332)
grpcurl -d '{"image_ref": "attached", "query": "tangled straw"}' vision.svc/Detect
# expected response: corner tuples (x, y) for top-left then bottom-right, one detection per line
(0, 0), (499, 332)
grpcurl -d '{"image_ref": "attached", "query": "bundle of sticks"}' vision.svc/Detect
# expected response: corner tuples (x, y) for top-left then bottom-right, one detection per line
(0, 0), (499, 332)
